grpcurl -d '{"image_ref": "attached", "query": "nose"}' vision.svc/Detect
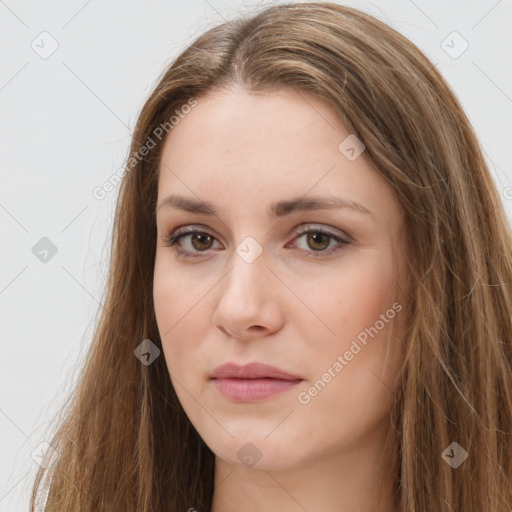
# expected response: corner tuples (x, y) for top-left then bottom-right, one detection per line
(212, 248), (285, 341)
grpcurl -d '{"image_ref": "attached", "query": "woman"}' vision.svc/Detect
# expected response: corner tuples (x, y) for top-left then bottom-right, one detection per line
(30, 3), (512, 511)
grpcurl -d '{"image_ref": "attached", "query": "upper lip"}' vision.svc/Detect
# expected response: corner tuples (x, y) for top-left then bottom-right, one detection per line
(210, 362), (303, 381)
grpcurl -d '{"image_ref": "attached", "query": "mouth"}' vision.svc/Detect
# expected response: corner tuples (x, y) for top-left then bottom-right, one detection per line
(209, 362), (303, 403)
(211, 377), (303, 402)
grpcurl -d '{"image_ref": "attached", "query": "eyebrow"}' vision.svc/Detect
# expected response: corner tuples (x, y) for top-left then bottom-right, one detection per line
(156, 194), (373, 218)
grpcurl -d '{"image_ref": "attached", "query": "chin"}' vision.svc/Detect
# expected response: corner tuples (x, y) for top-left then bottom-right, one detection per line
(204, 433), (306, 472)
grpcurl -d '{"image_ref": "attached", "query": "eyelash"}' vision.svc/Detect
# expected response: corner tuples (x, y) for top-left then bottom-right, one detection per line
(160, 225), (350, 260)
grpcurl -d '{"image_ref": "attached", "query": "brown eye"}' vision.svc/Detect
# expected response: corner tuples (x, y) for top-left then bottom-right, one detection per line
(161, 228), (222, 259)
(305, 232), (331, 251)
(163, 224), (350, 260)
(190, 233), (214, 251)
(289, 226), (350, 259)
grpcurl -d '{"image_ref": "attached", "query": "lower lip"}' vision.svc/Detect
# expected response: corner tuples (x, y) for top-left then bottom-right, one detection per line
(211, 378), (302, 402)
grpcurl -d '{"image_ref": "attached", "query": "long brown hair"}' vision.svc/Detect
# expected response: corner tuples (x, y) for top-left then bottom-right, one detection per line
(30, 3), (512, 511)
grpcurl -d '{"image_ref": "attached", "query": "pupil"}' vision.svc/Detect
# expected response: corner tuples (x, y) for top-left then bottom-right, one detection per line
(308, 232), (329, 251)
(193, 233), (212, 250)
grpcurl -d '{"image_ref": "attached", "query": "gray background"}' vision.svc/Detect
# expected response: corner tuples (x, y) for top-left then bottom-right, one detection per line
(1, 0), (511, 510)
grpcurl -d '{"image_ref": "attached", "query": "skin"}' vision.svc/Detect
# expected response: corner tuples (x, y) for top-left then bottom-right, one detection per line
(153, 86), (409, 512)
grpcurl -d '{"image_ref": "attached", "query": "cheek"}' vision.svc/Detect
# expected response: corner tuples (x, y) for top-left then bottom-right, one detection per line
(295, 256), (401, 447)
(153, 255), (175, 337)
(300, 250), (396, 346)
(153, 250), (207, 330)
(153, 253), (211, 379)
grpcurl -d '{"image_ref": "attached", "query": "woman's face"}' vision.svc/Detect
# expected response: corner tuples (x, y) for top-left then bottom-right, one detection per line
(153, 87), (408, 471)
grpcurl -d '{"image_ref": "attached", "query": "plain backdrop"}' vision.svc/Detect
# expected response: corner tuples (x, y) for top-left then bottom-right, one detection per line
(1, 0), (511, 510)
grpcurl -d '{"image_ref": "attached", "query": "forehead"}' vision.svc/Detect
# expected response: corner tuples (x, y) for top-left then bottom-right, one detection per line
(159, 87), (344, 175)
(156, 87), (399, 223)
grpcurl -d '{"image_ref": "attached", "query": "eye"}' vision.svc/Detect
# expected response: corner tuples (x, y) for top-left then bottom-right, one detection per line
(161, 227), (221, 259)
(286, 225), (350, 258)
(161, 224), (350, 260)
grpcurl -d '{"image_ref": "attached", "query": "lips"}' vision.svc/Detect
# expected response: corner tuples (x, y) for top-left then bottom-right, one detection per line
(210, 362), (302, 381)
(209, 362), (303, 403)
